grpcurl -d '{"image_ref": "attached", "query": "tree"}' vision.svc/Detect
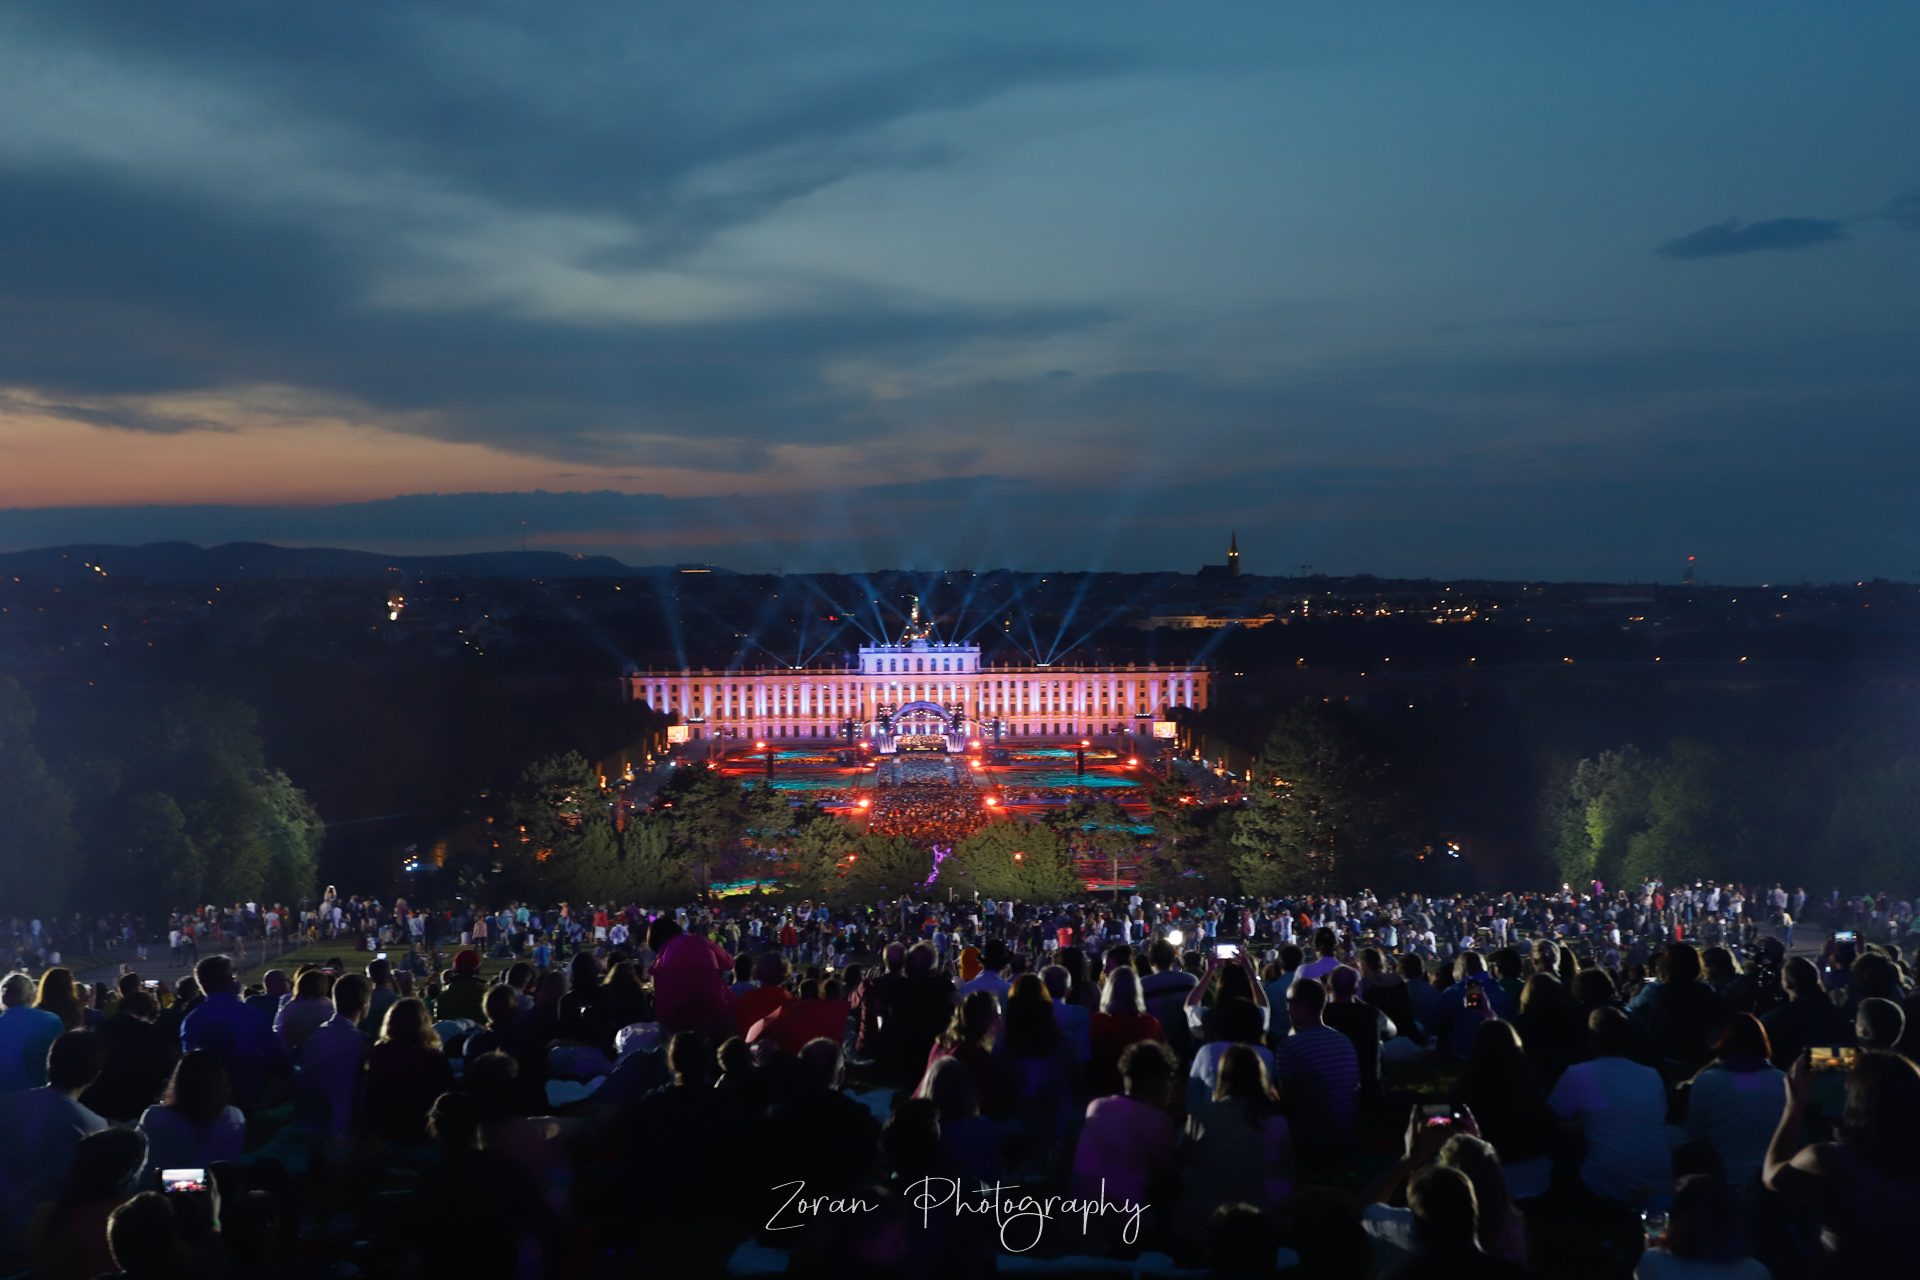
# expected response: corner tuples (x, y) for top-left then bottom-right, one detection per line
(1231, 704), (1386, 894)
(1623, 741), (1757, 886)
(944, 820), (1077, 901)
(1544, 747), (1649, 889)
(0, 679), (78, 913)
(1814, 757), (1920, 892)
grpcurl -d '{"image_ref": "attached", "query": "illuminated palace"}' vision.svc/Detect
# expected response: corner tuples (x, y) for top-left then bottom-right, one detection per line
(620, 599), (1211, 754)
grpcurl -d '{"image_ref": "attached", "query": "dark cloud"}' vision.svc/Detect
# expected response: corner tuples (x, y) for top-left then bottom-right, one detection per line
(1881, 188), (1920, 231)
(1656, 216), (1849, 259)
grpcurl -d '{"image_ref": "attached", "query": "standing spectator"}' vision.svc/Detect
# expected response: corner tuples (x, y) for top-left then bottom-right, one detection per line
(364, 958), (399, 1036)
(364, 998), (455, 1148)
(137, 1050), (245, 1171)
(178, 956), (284, 1113)
(1273, 978), (1360, 1161)
(0, 973), (66, 1096)
(1548, 1007), (1671, 1205)
(732, 954), (793, 1039)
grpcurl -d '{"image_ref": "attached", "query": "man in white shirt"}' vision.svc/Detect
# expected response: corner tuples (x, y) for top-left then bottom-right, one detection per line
(960, 940), (1012, 1006)
(1296, 928), (1345, 982)
(1548, 1007), (1671, 1204)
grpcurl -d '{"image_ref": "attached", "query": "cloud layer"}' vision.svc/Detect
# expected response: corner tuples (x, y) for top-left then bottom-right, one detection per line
(0, 3), (1918, 580)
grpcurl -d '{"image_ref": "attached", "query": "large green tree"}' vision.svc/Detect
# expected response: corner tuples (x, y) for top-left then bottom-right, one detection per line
(943, 819), (1077, 900)
(0, 679), (79, 913)
(1231, 704), (1386, 894)
(74, 686), (322, 914)
(1544, 747), (1649, 889)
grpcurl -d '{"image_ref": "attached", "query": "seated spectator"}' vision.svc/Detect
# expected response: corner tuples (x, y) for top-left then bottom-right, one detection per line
(1205, 1202), (1284, 1280)
(1089, 966), (1165, 1098)
(732, 953), (793, 1039)
(1854, 996), (1905, 1053)
(597, 960), (652, 1034)
(1431, 952), (1505, 1059)
(1760, 957), (1847, 1070)
(271, 970), (333, 1056)
(1176, 1045), (1294, 1248)
(364, 998), (455, 1148)
(923, 991), (1004, 1119)
(1511, 973), (1583, 1090)
(1637, 944), (1725, 1074)
(1635, 1174), (1768, 1280)
(1324, 965), (1397, 1101)
(747, 978), (850, 1059)
(1683, 1014), (1785, 1194)
(918, 1055), (1003, 1185)
(1070, 1040), (1179, 1252)
(1549, 1007), (1671, 1205)
(295, 973), (370, 1140)
(1274, 978), (1360, 1160)
(459, 983), (521, 1063)
(104, 1191), (195, 1280)
(433, 950), (489, 1025)
(766, 1039), (882, 1194)
(1043, 964), (1092, 1060)
(996, 974), (1082, 1173)
(1359, 947), (1418, 1045)
(1450, 1020), (1559, 1200)
(1385, 1164), (1532, 1280)
(1184, 954), (1271, 1045)
(0, 973), (69, 1096)
(138, 1050), (245, 1172)
(1763, 1048), (1920, 1276)
(179, 956), (284, 1112)
(25, 1126), (147, 1280)
(82, 991), (171, 1124)
(412, 1091), (562, 1278)
(1359, 1106), (1528, 1272)
(1188, 998), (1276, 1114)
(648, 918), (736, 1040)
(1140, 940), (1200, 1062)
(1400, 954), (1441, 1039)
(0, 1030), (109, 1254)
(34, 970), (84, 1032)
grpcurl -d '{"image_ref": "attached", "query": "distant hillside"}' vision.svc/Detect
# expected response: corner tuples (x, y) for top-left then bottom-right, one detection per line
(0, 541), (721, 584)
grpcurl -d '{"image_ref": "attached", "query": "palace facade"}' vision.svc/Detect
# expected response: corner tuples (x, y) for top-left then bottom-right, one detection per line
(619, 600), (1210, 751)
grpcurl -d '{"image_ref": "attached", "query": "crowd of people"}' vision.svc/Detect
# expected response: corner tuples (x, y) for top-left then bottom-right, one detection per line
(0, 879), (1915, 1279)
(865, 783), (991, 845)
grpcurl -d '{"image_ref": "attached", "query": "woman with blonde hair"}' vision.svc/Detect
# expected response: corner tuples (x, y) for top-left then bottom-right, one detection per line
(1088, 965), (1166, 1097)
(364, 997), (453, 1147)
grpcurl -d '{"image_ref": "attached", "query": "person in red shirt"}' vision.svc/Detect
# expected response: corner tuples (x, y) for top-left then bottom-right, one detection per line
(649, 919), (735, 1039)
(733, 954), (793, 1039)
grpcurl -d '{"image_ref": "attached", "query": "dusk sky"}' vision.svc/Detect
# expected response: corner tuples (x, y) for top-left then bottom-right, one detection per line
(2, 3), (1917, 580)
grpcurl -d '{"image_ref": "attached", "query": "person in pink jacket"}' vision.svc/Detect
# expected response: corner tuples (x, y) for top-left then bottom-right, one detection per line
(648, 919), (735, 1038)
